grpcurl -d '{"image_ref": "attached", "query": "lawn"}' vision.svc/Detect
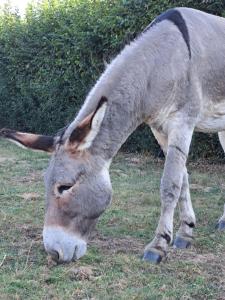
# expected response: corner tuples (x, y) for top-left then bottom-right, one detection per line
(0, 139), (225, 300)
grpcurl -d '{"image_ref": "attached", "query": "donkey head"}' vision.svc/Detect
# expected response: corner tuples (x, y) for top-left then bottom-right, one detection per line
(0, 97), (112, 263)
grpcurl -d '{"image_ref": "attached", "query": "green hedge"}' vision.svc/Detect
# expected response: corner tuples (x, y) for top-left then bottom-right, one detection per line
(0, 0), (225, 159)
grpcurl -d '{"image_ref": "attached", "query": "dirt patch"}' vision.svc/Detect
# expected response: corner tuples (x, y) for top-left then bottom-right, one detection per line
(69, 266), (94, 281)
(46, 255), (58, 268)
(168, 248), (224, 264)
(90, 231), (144, 255)
(20, 224), (42, 241)
(168, 248), (225, 295)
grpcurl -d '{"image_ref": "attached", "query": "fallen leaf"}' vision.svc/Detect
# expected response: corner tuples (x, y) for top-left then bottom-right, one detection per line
(18, 192), (40, 200)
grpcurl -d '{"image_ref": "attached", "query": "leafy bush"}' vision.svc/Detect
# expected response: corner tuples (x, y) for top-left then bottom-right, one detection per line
(0, 0), (225, 159)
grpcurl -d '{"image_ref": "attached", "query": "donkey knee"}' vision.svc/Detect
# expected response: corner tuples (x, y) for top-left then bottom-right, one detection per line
(161, 181), (181, 206)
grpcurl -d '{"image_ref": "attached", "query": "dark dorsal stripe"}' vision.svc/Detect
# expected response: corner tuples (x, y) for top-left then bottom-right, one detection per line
(143, 8), (191, 58)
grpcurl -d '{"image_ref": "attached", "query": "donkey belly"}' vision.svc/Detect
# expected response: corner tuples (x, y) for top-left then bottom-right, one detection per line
(195, 102), (225, 133)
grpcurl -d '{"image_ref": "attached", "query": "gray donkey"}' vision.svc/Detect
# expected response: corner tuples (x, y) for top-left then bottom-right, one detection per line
(1, 7), (225, 264)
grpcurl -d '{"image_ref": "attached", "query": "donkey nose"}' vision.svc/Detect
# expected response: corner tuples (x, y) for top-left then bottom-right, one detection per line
(43, 226), (87, 263)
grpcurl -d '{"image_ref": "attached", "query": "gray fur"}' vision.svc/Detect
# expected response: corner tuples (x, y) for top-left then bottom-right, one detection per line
(2, 7), (225, 262)
(58, 7), (225, 260)
(47, 7), (225, 261)
(144, 8), (191, 58)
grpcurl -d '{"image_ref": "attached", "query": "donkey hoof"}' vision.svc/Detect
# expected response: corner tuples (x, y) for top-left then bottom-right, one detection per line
(173, 236), (191, 249)
(143, 250), (163, 264)
(216, 220), (225, 231)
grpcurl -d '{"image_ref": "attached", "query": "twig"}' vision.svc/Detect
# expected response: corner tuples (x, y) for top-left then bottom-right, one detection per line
(0, 255), (6, 268)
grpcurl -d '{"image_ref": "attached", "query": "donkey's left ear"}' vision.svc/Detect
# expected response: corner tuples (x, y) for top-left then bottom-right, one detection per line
(0, 128), (55, 153)
(68, 96), (108, 151)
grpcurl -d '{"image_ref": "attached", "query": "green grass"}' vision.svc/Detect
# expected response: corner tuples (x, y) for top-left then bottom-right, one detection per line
(0, 139), (225, 299)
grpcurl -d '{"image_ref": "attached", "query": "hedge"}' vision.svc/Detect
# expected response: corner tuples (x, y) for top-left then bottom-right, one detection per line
(0, 0), (225, 159)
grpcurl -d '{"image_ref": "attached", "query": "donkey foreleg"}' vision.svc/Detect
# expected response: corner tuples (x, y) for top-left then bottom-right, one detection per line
(151, 128), (196, 249)
(144, 125), (194, 263)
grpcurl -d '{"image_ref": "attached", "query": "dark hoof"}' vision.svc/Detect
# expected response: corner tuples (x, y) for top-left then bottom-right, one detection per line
(173, 236), (191, 249)
(216, 220), (225, 231)
(143, 250), (163, 264)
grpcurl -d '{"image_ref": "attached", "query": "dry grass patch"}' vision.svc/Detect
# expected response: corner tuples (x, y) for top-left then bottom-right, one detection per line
(0, 140), (225, 299)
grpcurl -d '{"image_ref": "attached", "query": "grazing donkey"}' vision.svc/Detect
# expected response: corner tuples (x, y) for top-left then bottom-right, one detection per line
(1, 7), (225, 264)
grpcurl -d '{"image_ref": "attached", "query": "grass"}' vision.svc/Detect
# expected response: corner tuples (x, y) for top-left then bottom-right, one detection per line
(0, 139), (225, 299)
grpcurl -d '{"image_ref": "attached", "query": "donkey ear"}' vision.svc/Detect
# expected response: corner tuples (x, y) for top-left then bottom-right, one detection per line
(68, 96), (107, 151)
(0, 128), (55, 153)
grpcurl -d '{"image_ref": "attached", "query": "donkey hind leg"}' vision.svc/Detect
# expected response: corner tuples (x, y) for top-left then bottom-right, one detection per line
(143, 124), (194, 263)
(216, 132), (225, 230)
(173, 168), (196, 248)
(151, 129), (196, 249)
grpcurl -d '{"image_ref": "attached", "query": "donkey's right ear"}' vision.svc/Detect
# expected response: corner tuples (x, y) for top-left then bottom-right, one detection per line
(66, 96), (108, 151)
(0, 128), (55, 153)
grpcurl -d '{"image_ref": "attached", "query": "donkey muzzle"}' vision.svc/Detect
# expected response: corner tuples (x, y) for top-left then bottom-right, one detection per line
(43, 226), (87, 263)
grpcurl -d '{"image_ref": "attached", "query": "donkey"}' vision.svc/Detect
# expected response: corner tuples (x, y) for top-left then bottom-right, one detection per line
(1, 7), (225, 264)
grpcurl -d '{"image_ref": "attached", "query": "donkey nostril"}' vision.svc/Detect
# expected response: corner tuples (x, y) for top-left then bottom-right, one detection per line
(49, 250), (59, 262)
(72, 246), (78, 261)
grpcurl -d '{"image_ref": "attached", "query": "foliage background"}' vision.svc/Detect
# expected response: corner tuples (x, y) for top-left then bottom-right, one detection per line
(0, 0), (225, 158)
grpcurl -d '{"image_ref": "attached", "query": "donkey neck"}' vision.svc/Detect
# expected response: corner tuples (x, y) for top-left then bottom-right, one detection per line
(72, 34), (157, 160)
(89, 53), (151, 159)
(90, 93), (144, 160)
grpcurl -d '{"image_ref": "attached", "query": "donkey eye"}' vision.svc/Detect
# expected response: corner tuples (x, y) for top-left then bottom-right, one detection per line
(58, 185), (72, 194)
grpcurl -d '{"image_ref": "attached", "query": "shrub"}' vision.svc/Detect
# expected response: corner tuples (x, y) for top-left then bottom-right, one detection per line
(0, 0), (225, 159)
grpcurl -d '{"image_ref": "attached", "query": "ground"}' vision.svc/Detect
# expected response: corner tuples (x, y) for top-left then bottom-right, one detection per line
(0, 139), (225, 300)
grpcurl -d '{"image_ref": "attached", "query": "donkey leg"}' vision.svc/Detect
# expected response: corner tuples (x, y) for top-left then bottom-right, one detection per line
(216, 132), (225, 230)
(151, 128), (196, 249)
(174, 168), (196, 248)
(143, 124), (194, 263)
